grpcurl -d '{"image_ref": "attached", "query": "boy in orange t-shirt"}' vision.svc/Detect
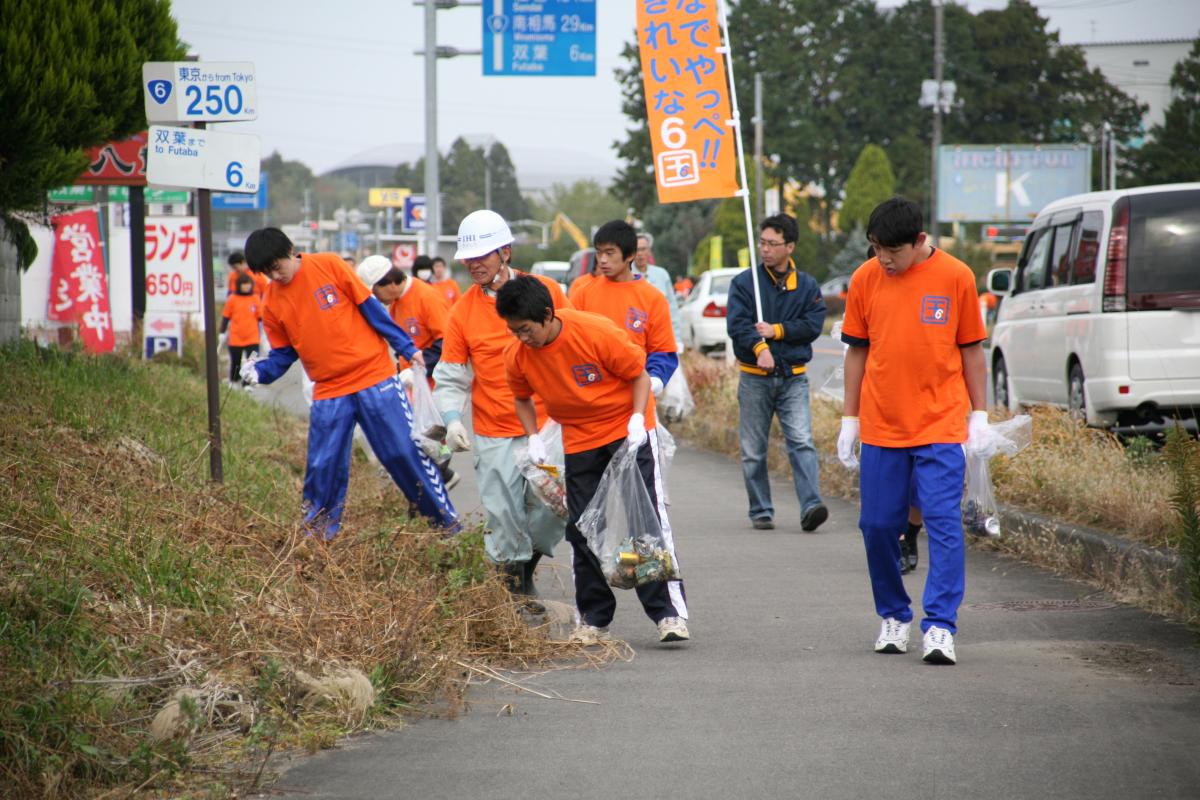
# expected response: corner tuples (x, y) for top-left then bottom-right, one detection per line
(432, 210), (569, 607)
(498, 275), (689, 645)
(431, 256), (461, 306)
(355, 256), (449, 381)
(239, 228), (458, 539)
(838, 197), (988, 665)
(226, 250), (268, 299)
(220, 272), (262, 388)
(571, 220), (678, 396)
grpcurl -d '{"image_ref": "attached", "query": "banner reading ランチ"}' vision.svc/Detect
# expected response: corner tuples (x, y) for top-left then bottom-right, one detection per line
(637, 0), (739, 204)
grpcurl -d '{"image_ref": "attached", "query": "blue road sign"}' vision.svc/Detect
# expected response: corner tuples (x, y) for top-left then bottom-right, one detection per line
(342, 231), (359, 251)
(937, 145), (1092, 223)
(403, 195), (426, 231)
(483, 1), (596, 77)
(212, 172), (268, 211)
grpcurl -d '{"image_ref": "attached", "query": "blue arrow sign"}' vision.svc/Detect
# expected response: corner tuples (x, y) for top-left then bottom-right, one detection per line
(212, 172), (269, 211)
(483, 1), (596, 77)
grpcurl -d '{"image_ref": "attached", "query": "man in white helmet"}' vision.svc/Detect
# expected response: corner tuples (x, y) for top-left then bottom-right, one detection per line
(433, 210), (572, 608)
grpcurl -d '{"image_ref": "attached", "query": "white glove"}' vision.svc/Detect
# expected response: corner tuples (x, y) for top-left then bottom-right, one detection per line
(965, 410), (992, 457)
(526, 433), (548, 464)
(239, 354), (260, 386)
(399, 368), (414, 389)
(837, 416), (860, 469)
(218, 331), (228, 349)
(650, 376), (665, 397)
(626, 412), (647, 449)
(446, 419), (471, 452)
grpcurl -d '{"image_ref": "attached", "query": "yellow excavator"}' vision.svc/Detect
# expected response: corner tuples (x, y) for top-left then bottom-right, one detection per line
(550, 212), (589, 250)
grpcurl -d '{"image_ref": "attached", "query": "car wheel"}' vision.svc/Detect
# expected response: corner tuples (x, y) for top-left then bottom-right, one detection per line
(1068, 363), (1086, 422)
(993, 353), (1017, 412)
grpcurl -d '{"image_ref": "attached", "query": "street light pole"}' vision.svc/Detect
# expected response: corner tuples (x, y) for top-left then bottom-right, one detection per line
(423, 0), (440, 258)
(930, 0), (944, 244)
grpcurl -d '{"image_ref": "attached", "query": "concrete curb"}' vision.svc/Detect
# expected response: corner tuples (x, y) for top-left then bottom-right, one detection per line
(676, 416), (1191, 614)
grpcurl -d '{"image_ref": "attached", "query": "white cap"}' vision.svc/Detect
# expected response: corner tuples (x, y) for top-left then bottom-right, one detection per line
(455, 209), (514, 260)
(356, 254), (391, 288)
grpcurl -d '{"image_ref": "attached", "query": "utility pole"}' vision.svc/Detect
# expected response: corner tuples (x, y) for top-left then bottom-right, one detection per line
(423, 0), (440, 258)
(930, 0), (944, 244)
(753, 72), (764, 223)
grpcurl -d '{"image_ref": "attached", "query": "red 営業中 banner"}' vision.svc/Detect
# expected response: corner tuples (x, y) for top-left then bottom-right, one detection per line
(48, 209), (114, 353)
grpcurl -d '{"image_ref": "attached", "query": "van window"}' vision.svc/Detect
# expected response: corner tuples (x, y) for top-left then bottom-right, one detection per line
(1019, 228), (1053, 291)
(1070, 211), (1102, 285)
(1050, 222), (1075, 286)
(1127, 190), (1200, 294)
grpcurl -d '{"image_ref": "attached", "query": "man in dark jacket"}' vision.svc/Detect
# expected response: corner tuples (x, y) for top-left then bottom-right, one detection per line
(726, 213), (828, 532)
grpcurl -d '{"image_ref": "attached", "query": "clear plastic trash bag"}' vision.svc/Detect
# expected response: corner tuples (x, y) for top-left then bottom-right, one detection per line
(656, 422), (677, 482)
(658, 368), (695, 422)
(577, 443), (680, 589)
(515, 420), (568, 519)
(409, 364), (445, 441)
(963, 414), (1033, 537)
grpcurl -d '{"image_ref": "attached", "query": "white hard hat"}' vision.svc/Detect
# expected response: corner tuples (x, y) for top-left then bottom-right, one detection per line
(455, 209), (514, 260)
(356, 254), (392, 288)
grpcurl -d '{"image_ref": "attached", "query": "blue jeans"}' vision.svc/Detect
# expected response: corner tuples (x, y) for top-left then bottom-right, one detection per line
(737, 372), (822, 521)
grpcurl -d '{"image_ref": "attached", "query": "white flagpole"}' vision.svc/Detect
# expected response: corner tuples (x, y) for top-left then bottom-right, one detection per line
(716, 0), (763, 323)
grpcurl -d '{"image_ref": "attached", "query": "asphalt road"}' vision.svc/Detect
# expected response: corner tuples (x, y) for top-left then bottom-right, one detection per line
(262, 431), (1200, 800)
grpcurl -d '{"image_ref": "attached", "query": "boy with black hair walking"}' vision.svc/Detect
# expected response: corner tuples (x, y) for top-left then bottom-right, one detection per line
(497, 274), (689, 645)
(838, 197), (989, 665)
(239, 227), (459, 539)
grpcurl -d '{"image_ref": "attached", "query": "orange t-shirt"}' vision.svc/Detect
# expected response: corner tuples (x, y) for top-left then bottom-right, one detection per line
(571, 275), (677, 355)
(433, 277), (461, 306)
(222, 293), (262, 347)
(568, 273), (595, 301)
(390, 276), (449, 368)
(227, 269), (268, 299)
(441, 271), (571, 438)
(261, 252), (396, 400)
(842, 248), (988, 447)
(506, 309), (655, 454)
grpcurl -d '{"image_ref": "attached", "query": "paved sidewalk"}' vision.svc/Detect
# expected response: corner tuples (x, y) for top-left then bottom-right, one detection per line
(262, 439), (1200, 800)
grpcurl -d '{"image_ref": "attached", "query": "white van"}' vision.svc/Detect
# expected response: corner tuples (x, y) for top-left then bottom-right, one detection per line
(987, 183), (1200, 428)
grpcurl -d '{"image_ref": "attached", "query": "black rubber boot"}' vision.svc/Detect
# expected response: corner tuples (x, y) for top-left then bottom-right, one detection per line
(501, 559), (544, 615)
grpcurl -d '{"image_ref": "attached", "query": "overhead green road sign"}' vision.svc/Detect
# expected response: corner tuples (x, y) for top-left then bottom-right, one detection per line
(49, 186), (191, 204)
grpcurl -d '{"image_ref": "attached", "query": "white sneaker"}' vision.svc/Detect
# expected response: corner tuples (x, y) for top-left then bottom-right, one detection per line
(569, 624), (611, 645)
(874, 617), (910, 654)
(922, 625), (957, 665)
(657, 616), (690, 642)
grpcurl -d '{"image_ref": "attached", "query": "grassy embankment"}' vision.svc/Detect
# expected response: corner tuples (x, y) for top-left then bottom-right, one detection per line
(0, 341), (599, 799)
(677, 351), (1200, 616)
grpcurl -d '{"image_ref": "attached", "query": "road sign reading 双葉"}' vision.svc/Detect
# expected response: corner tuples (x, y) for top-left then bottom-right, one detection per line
(147, 125), (261, 194)
(143, 62), (258, 123)
(483, 0), (596, 77)
(937, 145), (1092, 223)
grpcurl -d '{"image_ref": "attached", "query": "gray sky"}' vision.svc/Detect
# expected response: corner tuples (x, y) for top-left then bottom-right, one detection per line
(169, 0), (1199, 180)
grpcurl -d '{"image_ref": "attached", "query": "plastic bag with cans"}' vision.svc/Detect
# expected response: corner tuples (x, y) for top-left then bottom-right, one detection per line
(658, 368), (695, 422)
(962, 414), (1033, 537)
(516, 420), (567, 519)
(577, 442), (679, 589)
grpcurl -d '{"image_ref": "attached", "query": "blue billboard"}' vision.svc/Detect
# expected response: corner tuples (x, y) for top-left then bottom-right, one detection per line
(937, 145), (1092, 223)
(483, 1), (596, 77)
(212, 171), (268, 211)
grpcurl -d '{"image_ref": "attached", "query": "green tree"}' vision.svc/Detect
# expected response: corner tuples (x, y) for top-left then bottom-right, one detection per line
(839, 145), (896, 233)
(1130, 38), (1200, 186)
(611, 37), (657, 215)
(486, 142), (529, 222)
(517, 179), (626, 263)
(0, 0), (185, 267)
(641, 198), (717, 278)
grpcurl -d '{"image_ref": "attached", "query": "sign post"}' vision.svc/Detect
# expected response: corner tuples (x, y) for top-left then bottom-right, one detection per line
(143, 61), (261, 484)
(483, 0), (596, 76)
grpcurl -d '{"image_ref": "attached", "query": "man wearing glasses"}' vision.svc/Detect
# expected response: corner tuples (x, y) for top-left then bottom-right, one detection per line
(726, 213), (829, 533)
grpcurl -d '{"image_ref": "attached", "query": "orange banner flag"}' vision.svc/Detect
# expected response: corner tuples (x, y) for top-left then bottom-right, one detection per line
(636, 0), (740, 204)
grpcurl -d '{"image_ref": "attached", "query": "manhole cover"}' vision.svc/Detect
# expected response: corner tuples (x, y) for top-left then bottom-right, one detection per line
(967, 599), (1119, 612)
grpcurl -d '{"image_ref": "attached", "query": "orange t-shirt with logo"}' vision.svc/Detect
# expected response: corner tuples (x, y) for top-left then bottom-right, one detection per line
(262, 252), (396, 400)
(390, 276), (449, 368)
(441, 271), (570, 438)
(433, 277), (460, 306)
(221, 293), (261, 347)
(571, 275), (677, 355)
(568, 273), (594, 302)
(506, 309), (656, 454)
(842, 248), (988, 447)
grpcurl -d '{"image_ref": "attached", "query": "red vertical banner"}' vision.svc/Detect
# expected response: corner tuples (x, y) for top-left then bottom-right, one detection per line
(637, 0), (740, 204)
(48, 210), (114, 353)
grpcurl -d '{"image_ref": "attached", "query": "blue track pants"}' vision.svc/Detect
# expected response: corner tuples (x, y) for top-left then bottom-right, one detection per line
(304, 375), (459, 538)
(859, 443), (965, 633)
